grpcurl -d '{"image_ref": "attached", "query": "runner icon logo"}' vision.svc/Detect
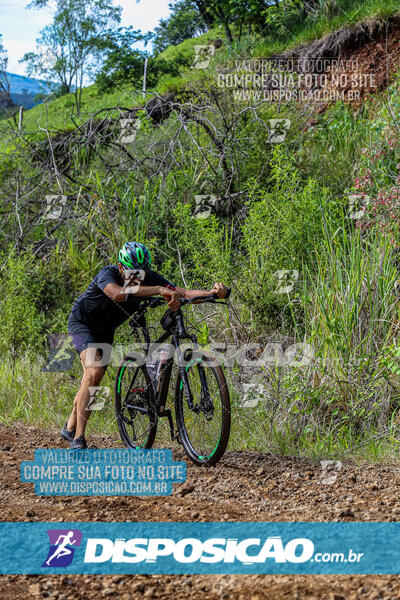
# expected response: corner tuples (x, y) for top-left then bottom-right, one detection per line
(42, 529), (82, 567)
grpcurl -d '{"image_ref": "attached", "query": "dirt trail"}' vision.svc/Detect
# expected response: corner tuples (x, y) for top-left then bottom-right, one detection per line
(1, 423), (400, 599)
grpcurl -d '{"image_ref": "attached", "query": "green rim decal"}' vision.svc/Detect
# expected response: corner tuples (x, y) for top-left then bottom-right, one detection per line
(186, 357), (202, 370)
(117, 366), (126, 393)
(180, 357), (202, 390)
(199, 435), (220, 461)
(207, 436), (221, 459)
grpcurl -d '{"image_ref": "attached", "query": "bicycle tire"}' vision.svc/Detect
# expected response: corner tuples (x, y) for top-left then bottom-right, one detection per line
(114, 356), (157, 449)
(175, 351), (230, 466)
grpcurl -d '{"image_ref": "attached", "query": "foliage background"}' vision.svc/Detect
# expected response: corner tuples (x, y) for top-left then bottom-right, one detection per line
(1, 0), (400, 459)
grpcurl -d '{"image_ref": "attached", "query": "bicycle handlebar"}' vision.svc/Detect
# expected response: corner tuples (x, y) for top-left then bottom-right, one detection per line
(140, 288), (231, 307)
(179, 287), (231, 306)
(129, 288), (231, 334)
(130, 288), (231, 321)
(143, 297), (165, 308)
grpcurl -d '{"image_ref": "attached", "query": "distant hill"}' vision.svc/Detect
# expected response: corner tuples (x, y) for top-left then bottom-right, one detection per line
(6, 72), (54, 109)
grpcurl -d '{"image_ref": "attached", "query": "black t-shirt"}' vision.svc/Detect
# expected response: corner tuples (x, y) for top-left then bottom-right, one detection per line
(70, 265), (176, 332)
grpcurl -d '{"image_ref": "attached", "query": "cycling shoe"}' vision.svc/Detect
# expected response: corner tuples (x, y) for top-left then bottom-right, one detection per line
(70, 435), (87, 450)
(61, 422), (75, 442)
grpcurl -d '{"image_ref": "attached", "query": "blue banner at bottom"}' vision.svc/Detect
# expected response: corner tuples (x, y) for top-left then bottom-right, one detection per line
(1, 522), (399, 574)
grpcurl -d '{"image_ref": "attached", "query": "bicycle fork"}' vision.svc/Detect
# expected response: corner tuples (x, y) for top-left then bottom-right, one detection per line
(176, 346), (212, 415)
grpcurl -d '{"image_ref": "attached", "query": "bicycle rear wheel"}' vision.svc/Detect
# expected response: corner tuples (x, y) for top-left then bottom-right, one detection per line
(175, 352), (230, 466)
(114, 357), (157, 449)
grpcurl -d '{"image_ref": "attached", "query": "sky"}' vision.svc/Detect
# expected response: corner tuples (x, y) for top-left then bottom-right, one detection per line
(0, 0), (172, 76)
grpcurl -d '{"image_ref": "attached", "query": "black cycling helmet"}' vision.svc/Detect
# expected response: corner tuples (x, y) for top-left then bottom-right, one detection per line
(119, 242), (151, 269)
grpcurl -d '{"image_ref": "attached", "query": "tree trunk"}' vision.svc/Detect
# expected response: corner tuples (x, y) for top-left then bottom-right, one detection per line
(192, 0), (215, 29)
(224, 22), (234, 45)
(74, 70), (80, 114)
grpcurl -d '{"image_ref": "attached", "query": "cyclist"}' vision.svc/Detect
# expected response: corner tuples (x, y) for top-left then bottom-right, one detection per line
(62, 241), (228, 449)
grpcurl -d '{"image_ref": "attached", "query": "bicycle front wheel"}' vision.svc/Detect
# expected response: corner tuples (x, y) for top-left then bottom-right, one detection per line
(175, 352), (230, 466)
(114, 357), (157, 449)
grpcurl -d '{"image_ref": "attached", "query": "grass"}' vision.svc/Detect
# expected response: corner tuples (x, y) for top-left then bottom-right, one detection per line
(228, 375), (400, 463)
(0, 353), (117, 437)
(2, 84), (144, 135)
(157, 26), (223, 63)
(2, 351), (400, 463)
(1, 350), (400, 464)
(0, 25), (224, 138)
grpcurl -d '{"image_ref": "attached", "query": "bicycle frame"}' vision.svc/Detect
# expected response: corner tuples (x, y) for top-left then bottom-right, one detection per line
(127, 304), (212, 441)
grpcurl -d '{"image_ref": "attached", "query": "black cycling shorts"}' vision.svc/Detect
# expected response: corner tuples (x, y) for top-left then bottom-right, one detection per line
(68, 314), (114, 365)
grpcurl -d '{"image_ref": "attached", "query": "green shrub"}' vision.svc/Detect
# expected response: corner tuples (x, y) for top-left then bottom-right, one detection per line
(0, 247), (46, 364)
(304, 221), (399, 428)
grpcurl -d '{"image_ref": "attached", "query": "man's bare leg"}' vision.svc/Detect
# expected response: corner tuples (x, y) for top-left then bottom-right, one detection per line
(67, 348), (106, 440)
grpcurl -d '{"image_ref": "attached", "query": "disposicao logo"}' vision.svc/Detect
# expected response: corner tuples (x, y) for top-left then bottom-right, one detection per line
(83, 536), (314, 564)
(42, 529), (82, 567)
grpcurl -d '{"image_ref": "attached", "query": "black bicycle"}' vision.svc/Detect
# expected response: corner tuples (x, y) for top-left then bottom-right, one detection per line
(114, 291), (231, 466)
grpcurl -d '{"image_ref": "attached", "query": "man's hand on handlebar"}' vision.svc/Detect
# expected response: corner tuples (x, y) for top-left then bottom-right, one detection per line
(160, 287), (181, 311)
(160, 283), (230, 310)
(210, 282), (228, 299)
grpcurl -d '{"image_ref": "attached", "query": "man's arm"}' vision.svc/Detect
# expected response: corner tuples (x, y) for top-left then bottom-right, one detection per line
(175, 282), (227, 300)
(103, 281), (227, 310)
(103, 283), (179, 308)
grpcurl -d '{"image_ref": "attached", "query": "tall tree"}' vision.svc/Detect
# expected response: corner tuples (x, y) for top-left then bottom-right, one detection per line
(192, 0), (234, 43)
(153, 0), (207, 54)
(95, 27), (151, 90)
(22, 0), (122, 114)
